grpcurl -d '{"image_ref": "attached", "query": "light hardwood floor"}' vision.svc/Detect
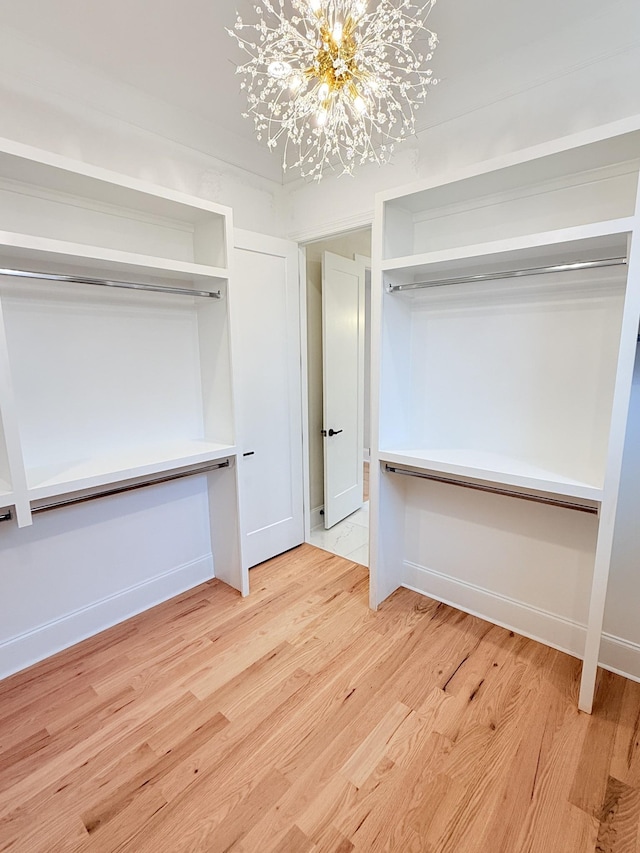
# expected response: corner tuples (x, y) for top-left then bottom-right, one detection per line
(1, 544), (639, 852)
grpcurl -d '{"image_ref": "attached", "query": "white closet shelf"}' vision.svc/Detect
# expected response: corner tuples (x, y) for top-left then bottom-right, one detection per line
(0, 479), (13, 500)
(382, 219), (633, 280)
(378, 449), (604, 502)
(25, 440), (236, 501)
(380, 126), (640, 216)
(0, 139), (230, 224)
(0, 232), (228, 287)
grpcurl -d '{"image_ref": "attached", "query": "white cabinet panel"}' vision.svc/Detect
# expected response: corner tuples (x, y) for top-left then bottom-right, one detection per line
(233, 231), (304, 568)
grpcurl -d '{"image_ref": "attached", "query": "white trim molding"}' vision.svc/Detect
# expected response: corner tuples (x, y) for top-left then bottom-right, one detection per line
(403, 560), (586, 660)
(0, 556), (213, 681)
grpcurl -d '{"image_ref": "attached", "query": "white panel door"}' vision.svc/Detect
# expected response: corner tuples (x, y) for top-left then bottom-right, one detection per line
(233, 231), (304, 568)
(322, 251), (365, 528)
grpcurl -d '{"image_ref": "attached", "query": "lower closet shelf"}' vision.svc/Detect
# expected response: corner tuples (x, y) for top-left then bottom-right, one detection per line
(25, 439), (236, 501)
(378, 448), (604, 503)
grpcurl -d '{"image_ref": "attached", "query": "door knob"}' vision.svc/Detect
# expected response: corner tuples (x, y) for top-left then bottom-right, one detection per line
(328, 428), (343, 437)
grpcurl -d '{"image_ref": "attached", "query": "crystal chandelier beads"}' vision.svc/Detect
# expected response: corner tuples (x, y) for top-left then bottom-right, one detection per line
(228, 0), (439, 180)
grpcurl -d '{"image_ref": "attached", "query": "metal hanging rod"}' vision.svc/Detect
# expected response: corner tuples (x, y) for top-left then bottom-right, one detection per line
(0, 268), (222, 299)
(0, 459), (231, 522)
(384, 464), (599, 514)
(31, 459), (230, 516)
(387, 256), (627, 293)
(0, 458), (232, 525)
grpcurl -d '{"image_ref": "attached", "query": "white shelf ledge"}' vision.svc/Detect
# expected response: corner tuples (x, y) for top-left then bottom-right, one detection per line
(0, 232), (228, 286)
(0, 137), (231, 223)
(377, 120), (640, 210)
(0, 479), (13, 501)
(26, 440), (236, 501)
(382, 218), (634, 279)
(378, 448), (603, 502)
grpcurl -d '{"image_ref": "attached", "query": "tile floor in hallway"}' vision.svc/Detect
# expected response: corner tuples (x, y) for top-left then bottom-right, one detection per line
(308, 501), (369, 567)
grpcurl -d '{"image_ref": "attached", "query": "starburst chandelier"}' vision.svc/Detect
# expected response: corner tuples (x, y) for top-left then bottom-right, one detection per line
(228, 0), (439, 180)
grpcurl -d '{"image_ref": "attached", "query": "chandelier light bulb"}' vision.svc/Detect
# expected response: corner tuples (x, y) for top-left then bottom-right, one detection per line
(228, 0), (440, 180)
(317, 82), (330, 102)
(353, 95), (367, 114)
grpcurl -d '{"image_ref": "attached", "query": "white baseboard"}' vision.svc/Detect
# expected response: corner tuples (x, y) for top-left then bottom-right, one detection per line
(403, 560), (586, 660)
(599, 633), (640, 683)
(6, 551), (640, 688)
(403, 563), (640, 681)
(0, 555), (214, 681)
(310, 505), (324, 530)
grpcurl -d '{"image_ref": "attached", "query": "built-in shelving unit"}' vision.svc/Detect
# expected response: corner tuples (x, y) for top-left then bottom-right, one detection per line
(370, 117), (640, 714)
(0, 137), (245, 595)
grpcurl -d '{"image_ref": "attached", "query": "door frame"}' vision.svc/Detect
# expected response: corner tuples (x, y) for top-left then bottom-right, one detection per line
(297, 221), (374, 543)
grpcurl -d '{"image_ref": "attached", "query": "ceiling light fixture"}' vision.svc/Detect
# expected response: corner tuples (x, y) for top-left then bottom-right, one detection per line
(228, 0), (439, 181)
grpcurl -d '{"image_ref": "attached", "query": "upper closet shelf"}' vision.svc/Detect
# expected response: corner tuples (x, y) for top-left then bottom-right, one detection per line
(382, 219), (633, 280)
(378, 449), (604, 503)
(381, 126), (640, 213)
(0, 138), (231, 271)
(26, 440), (237, 502)
(0, 479), (12, 501)
(0, 232), (228, 288)
(0, 139), (230, 224)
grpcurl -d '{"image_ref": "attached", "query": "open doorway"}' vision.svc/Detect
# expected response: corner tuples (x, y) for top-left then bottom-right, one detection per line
(302, 227), (372, 566)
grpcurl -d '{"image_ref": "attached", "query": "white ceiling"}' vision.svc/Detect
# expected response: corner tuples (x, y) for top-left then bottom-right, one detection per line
(0, 0), (635, 183)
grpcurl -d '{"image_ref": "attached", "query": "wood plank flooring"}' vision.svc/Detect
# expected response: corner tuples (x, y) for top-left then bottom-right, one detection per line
(1, 543), (640, 852)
